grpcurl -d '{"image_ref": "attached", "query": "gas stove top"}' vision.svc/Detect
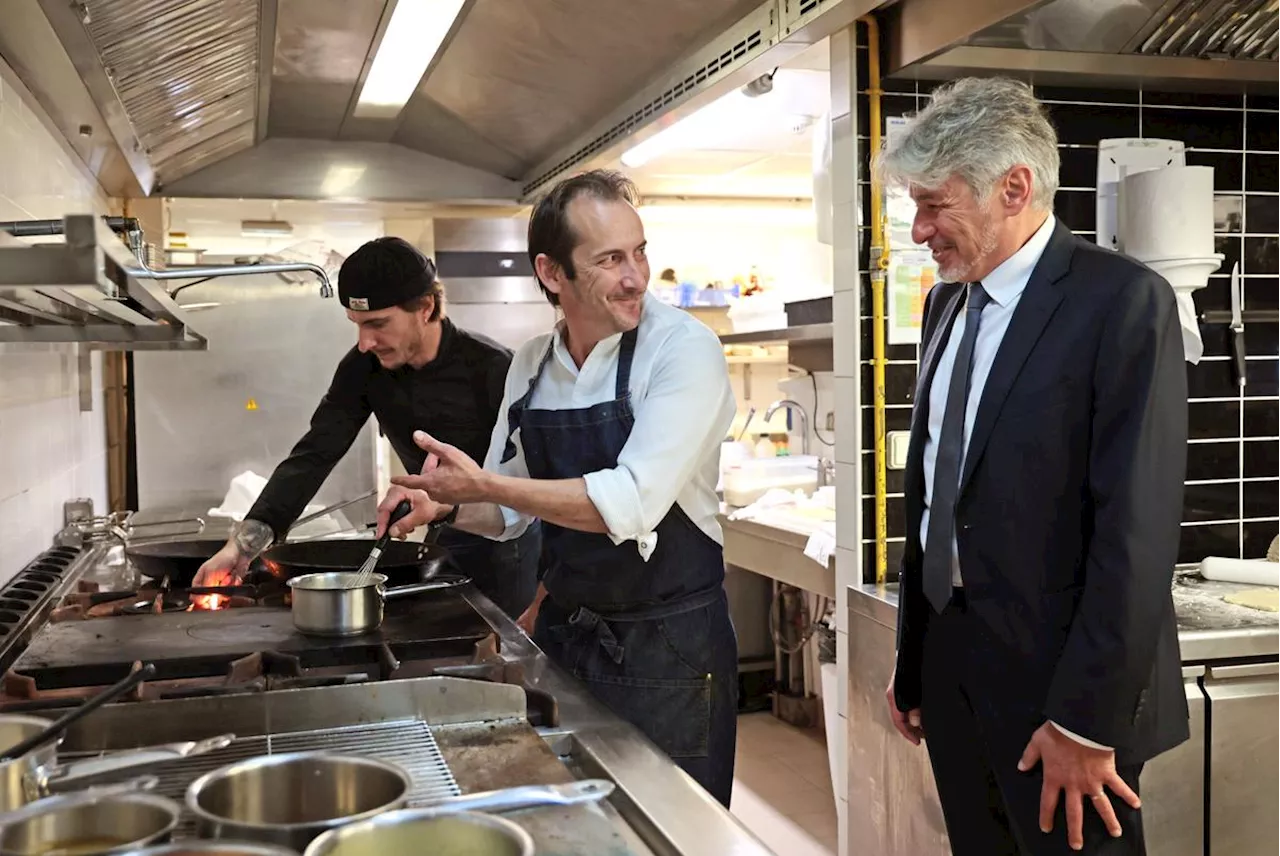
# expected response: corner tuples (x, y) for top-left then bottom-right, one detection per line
(0, 540), (556, 726)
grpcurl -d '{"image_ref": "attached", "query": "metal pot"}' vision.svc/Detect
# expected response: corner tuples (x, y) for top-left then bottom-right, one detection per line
(120, 843), (299, 856)
(185, 753), (410, 851)
(286, 573), (468, 637)
(301, 810), (533, 856)
(300, 779), (612, 856)
(0, 715), (233, 812)
(0, 790), (181, 856)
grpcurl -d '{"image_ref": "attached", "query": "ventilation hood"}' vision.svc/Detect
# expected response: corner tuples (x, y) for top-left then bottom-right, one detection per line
(0, 0), (764, 201)
(884, 0), (1278, 89)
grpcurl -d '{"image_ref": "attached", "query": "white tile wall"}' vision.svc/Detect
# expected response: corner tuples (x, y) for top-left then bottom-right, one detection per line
(0, 70), (111, 581)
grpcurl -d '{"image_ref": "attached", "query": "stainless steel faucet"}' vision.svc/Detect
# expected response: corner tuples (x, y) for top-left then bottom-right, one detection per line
(764, 399), (810, 457)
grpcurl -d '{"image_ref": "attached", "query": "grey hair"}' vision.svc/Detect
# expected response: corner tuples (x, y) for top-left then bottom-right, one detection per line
(874, 77), (1060, 211)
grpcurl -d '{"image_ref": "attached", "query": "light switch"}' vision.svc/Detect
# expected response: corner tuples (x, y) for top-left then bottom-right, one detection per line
(888, 431), (910, 469)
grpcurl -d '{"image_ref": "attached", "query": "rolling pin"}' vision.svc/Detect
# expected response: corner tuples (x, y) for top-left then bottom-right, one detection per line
(1200, 556), (1280, 587)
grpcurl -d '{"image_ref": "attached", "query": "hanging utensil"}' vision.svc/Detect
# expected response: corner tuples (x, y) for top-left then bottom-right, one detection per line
(1229, 262), (1246, 390)
(346, 500), (413, 589)
(0, 664), (156, 763)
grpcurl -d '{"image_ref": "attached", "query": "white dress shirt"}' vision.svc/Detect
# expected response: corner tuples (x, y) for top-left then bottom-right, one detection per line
(483, 293), (735, 561)
(919, 214), (1110, 750)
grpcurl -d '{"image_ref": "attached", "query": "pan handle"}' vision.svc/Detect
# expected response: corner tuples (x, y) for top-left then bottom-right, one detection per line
(38, 734), (234, 792)
(380, 575), (470, 601)
(408, 779), (615, 813)
(289, 490), (378, 532)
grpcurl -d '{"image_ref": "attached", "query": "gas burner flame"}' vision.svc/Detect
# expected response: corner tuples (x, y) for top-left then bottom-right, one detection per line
(189, 593), (229, 611)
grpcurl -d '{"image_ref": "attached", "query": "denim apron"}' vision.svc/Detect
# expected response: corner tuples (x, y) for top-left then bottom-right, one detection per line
(502, 327), (738, 806)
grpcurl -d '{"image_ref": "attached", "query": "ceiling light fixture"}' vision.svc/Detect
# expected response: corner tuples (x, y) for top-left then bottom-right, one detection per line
(354, 0), (467, 120)
(240, 220), (294, 238)
(620, 72), (803, 169)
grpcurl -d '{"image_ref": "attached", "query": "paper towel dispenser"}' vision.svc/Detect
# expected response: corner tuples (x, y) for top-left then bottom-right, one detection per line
(1095, 140), (1225, 364)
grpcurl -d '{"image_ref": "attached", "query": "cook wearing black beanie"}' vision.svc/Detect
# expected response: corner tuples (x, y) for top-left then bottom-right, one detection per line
(193, 236), (542, 620)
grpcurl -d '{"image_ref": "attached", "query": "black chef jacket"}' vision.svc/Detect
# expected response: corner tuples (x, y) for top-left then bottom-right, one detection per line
(246, 317), (513, 540)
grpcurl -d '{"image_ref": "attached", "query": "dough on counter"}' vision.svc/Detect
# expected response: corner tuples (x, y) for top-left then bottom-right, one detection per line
(1224, 589), (1280, 612)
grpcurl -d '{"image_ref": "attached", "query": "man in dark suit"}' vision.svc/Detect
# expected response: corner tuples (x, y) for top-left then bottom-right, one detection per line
(878, 78), (1190, 855)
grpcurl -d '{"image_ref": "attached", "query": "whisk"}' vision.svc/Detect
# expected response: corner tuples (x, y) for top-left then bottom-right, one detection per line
(346, 499), (413, 588)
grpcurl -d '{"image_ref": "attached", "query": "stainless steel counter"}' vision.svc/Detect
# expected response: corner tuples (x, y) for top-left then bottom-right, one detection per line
(718, 513), (835, 599)
(13, 539), (775, 856)
(844, 574), (1279, 856)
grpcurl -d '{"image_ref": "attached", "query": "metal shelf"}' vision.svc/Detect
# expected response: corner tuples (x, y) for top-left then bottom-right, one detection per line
(0, 215), (333, 352)
(0, 215), (206, 351)
(718, 323), (833, 346)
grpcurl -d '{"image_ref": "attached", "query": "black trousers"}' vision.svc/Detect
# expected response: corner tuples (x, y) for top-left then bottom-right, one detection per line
(920, 590), (1147, 856)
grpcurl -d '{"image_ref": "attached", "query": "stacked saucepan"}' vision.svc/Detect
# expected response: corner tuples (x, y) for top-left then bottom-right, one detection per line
(0, 743), (614, 855)
(0, 661), (614, 855)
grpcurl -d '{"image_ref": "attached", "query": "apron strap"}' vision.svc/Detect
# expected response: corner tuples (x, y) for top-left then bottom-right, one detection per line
(614, 327), (639, 400)
(501, 337), (557, 464)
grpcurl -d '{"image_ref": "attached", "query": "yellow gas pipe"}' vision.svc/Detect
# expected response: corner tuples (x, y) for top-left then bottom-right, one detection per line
(859, 15), (890, 585)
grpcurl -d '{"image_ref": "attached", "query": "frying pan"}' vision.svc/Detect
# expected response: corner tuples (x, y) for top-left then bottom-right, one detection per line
(127, 521), (452, 588)
(263, 540), (453, 585)
(126, 540), (265, 587)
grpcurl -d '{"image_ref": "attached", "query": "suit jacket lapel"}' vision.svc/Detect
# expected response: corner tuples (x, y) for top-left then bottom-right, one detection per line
(959, 221), (1076, 494)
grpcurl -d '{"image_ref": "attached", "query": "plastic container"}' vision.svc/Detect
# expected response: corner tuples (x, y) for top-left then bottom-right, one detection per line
(723, 456), (819, 507)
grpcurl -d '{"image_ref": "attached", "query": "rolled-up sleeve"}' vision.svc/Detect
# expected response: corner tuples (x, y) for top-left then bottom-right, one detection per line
(481, 341), (539, 542)
(583, 325), (734, 559)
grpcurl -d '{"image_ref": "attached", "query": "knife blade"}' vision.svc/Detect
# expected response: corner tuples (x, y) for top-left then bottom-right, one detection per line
(1229, 262), (1245, 389)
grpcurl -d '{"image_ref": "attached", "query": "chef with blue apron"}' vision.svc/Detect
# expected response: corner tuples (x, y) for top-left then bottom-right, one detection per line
(387, 169), (740, 806)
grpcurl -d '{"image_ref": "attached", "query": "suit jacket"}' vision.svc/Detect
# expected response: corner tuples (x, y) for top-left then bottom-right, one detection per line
(893, 221), (1191, 766)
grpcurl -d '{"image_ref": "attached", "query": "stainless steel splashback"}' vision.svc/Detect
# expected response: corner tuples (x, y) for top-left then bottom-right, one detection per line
(132, 277), (378, 518)
(434, 217), (558, 350)
(883, 0), (1279, 90)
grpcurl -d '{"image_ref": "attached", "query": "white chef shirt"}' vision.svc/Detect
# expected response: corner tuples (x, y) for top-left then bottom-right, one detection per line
(482, 293), (736, 561)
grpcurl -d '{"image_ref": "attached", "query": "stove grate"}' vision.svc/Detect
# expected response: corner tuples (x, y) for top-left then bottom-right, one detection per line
(65, 718), (462, 838)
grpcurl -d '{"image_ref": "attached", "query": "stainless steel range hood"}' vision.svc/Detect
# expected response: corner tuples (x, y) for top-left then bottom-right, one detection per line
(0, 215), (333, 352)
(884, 0), (1279, 90)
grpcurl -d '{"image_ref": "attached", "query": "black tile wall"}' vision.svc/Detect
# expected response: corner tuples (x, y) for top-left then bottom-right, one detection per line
(854, 50), (1280, 576)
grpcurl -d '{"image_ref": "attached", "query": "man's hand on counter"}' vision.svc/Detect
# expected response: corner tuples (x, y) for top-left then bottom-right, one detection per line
(391, 430), (490, 505)
(376, 484), (452, 540)
(1018, 722), (1141, 850)
(516, 583), (549, 637)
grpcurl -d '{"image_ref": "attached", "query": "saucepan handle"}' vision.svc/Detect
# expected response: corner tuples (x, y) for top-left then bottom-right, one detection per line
(408, 779), (615, 813)
(380, 575), (470, 602)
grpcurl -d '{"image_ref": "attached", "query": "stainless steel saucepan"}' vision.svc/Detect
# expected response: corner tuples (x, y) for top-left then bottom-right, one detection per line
(0, 787), (183, 855)
(184, 753), (411, 852)
(302, 780), (615, 856)
(302, 810), (532, 856)
(120, 842), (299, 856)
(0, 715), (233, 813)
(286, 573), (468, 637)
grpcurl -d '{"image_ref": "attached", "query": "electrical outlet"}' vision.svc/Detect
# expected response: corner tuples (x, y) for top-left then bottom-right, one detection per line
(825, 411), (835, 431)
(888, 431), (910, 469)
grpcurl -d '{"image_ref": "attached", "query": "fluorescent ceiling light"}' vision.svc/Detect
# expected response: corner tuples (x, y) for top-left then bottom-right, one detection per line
(621, 71), (820, 169)
(321, 165), (367, 197)
(354, 0), (466, 119)
(241, 220), (293, 238)
(621, 91), (756, 169)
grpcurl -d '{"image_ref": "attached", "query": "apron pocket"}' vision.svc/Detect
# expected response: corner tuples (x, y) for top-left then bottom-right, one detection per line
(562, 616), (714, 759)
(575, 670), (712, 759)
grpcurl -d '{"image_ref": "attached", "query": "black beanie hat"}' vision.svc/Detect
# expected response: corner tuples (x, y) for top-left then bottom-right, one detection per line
(338, 237), (438, 311)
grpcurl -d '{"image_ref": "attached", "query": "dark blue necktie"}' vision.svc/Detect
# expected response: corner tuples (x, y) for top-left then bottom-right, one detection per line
(923, 282), (991, 613)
